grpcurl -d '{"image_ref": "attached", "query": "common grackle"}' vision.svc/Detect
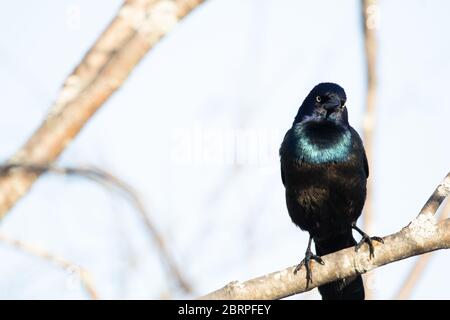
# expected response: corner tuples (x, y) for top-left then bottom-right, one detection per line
(279, 83), (383, 300)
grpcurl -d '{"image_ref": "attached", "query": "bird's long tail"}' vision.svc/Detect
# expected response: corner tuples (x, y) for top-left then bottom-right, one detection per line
(314, 232), (364, 300)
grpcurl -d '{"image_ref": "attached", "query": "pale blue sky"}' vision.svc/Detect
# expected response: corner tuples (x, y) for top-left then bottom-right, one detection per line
(0, 0), (449, 299)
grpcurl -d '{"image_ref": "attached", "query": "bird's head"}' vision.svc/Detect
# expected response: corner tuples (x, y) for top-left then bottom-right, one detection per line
(294, 82), (348, 126)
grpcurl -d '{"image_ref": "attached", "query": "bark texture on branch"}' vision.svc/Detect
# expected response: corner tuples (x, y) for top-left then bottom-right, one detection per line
(395, 199), (449, 299)
(0, 0), (205, 219)
(200, 173), (450, 300)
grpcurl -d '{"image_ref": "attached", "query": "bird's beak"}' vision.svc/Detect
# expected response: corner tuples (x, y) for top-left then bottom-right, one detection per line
(323, 95), (341, 111)
(323, 95), (342, 119)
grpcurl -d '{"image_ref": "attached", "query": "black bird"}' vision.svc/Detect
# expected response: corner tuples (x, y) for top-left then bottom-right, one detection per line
(279, 83), (383, 300)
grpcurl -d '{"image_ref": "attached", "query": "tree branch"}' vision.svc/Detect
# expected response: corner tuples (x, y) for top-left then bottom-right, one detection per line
(200, 172), (450, 300)
(361, 0), (379, 299)
(0, 163), (192, 294)
(395, 199), (450, 299)
(0, 0), (205, 220)
(0, 233), (98, 299)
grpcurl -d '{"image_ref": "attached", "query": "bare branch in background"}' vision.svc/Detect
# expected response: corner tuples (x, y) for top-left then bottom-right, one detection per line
(361, 0), (379, 299)
(0, 0), (205, 219)
(0, 163), (192, 294)
(0, 233), (98, 299)
(395, 199), (450, 299)
(200, 173), (450, 300)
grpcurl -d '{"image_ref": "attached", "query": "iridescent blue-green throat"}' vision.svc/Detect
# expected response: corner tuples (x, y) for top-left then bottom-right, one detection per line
(291, 122), (352, 164)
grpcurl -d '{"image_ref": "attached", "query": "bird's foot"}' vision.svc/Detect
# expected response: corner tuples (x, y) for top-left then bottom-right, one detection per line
(354, 232), (384, 259)
(293, 250), (325, 288)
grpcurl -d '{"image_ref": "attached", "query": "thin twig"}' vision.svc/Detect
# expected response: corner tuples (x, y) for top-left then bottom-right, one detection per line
(0, 163), (192, 294)
(0, 0), (205, 219)
(361, 0), (379, 299)
(200, 172), (450, 300)
(0, 233), (98, 299)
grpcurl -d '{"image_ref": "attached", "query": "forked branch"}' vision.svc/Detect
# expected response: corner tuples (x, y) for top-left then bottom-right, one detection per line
(201, 172), (450, 300)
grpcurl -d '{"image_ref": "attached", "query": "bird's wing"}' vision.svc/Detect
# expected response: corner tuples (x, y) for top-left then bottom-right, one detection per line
(279, 129), (292, 186)
(350, 127), (369, 178)
(363, 148), (369, 178)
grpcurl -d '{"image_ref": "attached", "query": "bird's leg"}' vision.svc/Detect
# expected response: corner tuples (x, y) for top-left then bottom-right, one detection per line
(294, 236), (324, 288)
(352, 222), (384, 259)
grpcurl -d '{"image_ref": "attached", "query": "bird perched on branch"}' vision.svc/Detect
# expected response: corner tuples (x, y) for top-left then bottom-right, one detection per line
(279, 83), (382, 300)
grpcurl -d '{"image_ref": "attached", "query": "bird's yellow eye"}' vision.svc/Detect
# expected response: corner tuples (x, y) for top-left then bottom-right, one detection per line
(316, 96), (321, 103)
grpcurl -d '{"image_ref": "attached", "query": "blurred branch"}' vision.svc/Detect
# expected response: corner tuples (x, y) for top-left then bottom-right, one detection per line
(361, 0), (379, 299)
(395, 199), (450, 299)
(0, 163), (192, 294)
(200, 173), (450, 300)
(0, 0), (205, 219)
(0, 233), (98, 299)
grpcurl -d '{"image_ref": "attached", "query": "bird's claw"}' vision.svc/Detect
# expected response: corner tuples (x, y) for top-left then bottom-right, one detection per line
(352, 222), (384, 259)
(293, 251), (324, 288)
(355, 235), (384, 259)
